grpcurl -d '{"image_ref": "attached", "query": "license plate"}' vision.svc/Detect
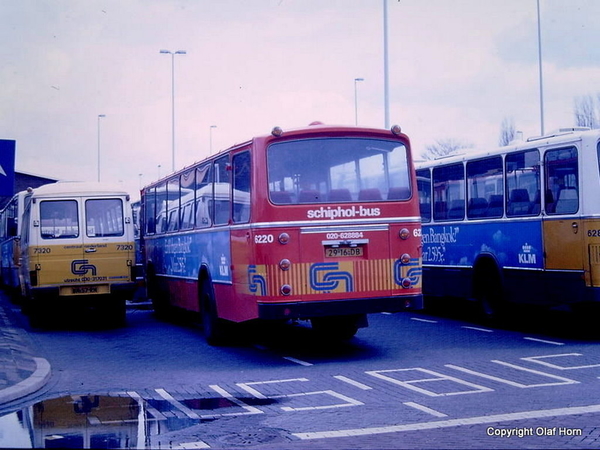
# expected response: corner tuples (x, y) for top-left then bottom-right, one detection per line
(60, 285), (109, 295)
(325, 246), (364, 258)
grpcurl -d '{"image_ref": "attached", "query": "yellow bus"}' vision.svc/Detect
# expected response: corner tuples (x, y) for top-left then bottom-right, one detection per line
(19, 182), (137, 327)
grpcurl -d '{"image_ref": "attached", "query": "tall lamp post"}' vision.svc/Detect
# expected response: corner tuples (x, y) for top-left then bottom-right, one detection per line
(383, 0), (390, 129)
(209, 125), (217, 154)
(97, 114), (106, 182)
(536, 0), (545, 135)
(160, 49), (187, 172)
(354, 78), (364, 125)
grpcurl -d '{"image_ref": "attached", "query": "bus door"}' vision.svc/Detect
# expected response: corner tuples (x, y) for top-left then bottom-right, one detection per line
(542, 146), (584, 273)
(80, 196), (133, 295)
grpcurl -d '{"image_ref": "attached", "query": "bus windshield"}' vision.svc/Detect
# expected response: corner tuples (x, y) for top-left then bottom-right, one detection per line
(267, 137), (411, 204)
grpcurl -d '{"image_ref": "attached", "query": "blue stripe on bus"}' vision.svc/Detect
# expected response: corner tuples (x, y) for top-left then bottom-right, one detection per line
(422, 220), (543, 269)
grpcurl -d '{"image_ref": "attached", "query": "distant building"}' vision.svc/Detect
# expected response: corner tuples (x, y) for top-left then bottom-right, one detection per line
(0, 171), (58, 209)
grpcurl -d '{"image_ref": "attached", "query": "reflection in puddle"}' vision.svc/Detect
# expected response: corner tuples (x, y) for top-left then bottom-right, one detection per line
(0, 392), (276, 449)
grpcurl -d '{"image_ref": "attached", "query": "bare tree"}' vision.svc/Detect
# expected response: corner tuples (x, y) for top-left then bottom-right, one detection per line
(420, 138), (473, 161)
(574, 94), (599, 129)
(499, 117), (516, 146)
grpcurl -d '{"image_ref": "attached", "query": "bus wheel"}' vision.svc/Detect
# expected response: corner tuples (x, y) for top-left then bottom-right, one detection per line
(474, 267), (505, 321)
(147, 267), (170, 319)
(310, 315), (361, 341)
(200, 277), (226, 345)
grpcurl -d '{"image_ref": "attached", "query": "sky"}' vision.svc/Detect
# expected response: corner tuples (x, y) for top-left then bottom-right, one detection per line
(2, 0), (600, 200)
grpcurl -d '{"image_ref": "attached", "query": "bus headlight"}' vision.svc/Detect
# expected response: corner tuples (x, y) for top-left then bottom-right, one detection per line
(400, 253), (411, 264)
(279, 259), (291, 271)
(279, 232), (290, 244)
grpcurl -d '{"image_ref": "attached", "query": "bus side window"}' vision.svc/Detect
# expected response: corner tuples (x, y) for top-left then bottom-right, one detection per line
(213, 155), (231, 226)
(433, 163), (464, 221)
(232, 151), (251, 223)
(545, 147), (578, 215)
(506, 150), (540, 217)
(416, 169), (431, 222)
(466, 156), (503, 219)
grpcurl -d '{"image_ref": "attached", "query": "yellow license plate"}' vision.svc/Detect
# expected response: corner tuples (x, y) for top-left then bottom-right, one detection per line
(325, 246), (364, 258)
(60, 285), (110, 296)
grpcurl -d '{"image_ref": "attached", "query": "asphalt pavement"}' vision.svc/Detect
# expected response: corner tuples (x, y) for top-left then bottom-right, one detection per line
(0, 292), (51, 406)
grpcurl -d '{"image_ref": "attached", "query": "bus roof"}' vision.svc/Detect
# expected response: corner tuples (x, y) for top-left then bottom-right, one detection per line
(416, 127), (598, 169)
(30, 181), (131, 198)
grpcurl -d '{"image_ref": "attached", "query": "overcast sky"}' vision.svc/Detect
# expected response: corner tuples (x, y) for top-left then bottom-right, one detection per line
(2, 0), (600, 200)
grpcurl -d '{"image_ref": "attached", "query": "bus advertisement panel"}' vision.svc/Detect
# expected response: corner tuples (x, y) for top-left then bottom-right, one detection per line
(417, 127), (600, 318)
(141, 123), (423, 344)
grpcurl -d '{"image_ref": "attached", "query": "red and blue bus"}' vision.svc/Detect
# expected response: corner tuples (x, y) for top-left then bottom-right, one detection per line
(416, 127), (600, 318)
(140, 123), (423, 344)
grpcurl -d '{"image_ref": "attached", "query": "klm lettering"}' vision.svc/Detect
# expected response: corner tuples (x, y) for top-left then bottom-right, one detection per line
(518, 243), (536, 264)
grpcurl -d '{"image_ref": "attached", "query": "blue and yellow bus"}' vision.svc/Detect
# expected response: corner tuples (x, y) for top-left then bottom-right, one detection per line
(416, 127), (600, 317)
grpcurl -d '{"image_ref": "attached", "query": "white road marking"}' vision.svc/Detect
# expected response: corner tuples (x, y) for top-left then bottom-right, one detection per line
(155, 388), (200, 419)
(403, 402), (448, 418)
(411, 317), (438, 323)
(334, 375), (373, 390)
(280, 390), (364, 411)
(446, 361), (578, 388)
(461, 326), (493, 333)
(283, 356), (313, 366)
(523, 337), (564, 346)
(237, 378), (310, 399)
(521, 353), (600, 370)
(366, 368), (493, 397)
(208, 385), (263, 415)
(293, 404), (600, 440)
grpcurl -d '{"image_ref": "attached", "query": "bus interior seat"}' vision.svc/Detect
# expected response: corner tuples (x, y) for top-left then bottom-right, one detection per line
(328, 189), (352, 202)
(270, 191), (293, 204)
(358, 188), (382, 201)
(507, 189), (530, 215)
(388, 187), (410, 200)
(468, 198), (488, 218)
(298, 189), (321, 203)
(487, 195), (504, 217)
(447, 200), (465, 219)
(555, 187), (578, 214)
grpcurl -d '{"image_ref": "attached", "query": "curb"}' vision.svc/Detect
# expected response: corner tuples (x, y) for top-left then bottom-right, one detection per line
(0, 357), (51, 405)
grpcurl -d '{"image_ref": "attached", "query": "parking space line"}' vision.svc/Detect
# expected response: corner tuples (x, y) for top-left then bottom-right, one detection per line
(522, 353), (600, 370)
(334, 375), (373, 390)
(461, 326), (493, 333)
(403, 402), (448, 418)
(155, 388), (200, 419)
(292, 403), (600, 440)
(208, 385), (264, 415)
(280, 390), (364, 411)
(523, 337), (564, 346)
(283, 356), (313, 366)
(411, 318), (438, 323)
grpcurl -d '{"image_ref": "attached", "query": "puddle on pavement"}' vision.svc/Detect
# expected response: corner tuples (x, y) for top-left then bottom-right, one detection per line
(0, 393), (278, 449)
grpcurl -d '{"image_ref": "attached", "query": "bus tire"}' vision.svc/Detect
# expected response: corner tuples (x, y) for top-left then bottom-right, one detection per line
(310, 315), (361, 341)
(473, 262), (505, 321)
(147, 265), (170, 319)
(200, 276), (227, 345)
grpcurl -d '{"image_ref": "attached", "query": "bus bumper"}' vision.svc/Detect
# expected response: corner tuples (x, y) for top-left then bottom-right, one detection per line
(257, 294), (423, 321)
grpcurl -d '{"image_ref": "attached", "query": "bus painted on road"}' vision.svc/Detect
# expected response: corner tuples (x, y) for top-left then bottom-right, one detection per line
(19, 182), (137, 326)
(140, 123), (423, 343)
(416, 127), (600, 317)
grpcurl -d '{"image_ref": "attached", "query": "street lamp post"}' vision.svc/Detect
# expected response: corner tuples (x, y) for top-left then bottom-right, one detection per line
(536, 0), (545, 135)
(209, 125), (217, 154)
(354, 78), (364, 125)
(97, 114), (105, 182)
(160, 49), (187, 172)
(383, 0), (390, 129)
